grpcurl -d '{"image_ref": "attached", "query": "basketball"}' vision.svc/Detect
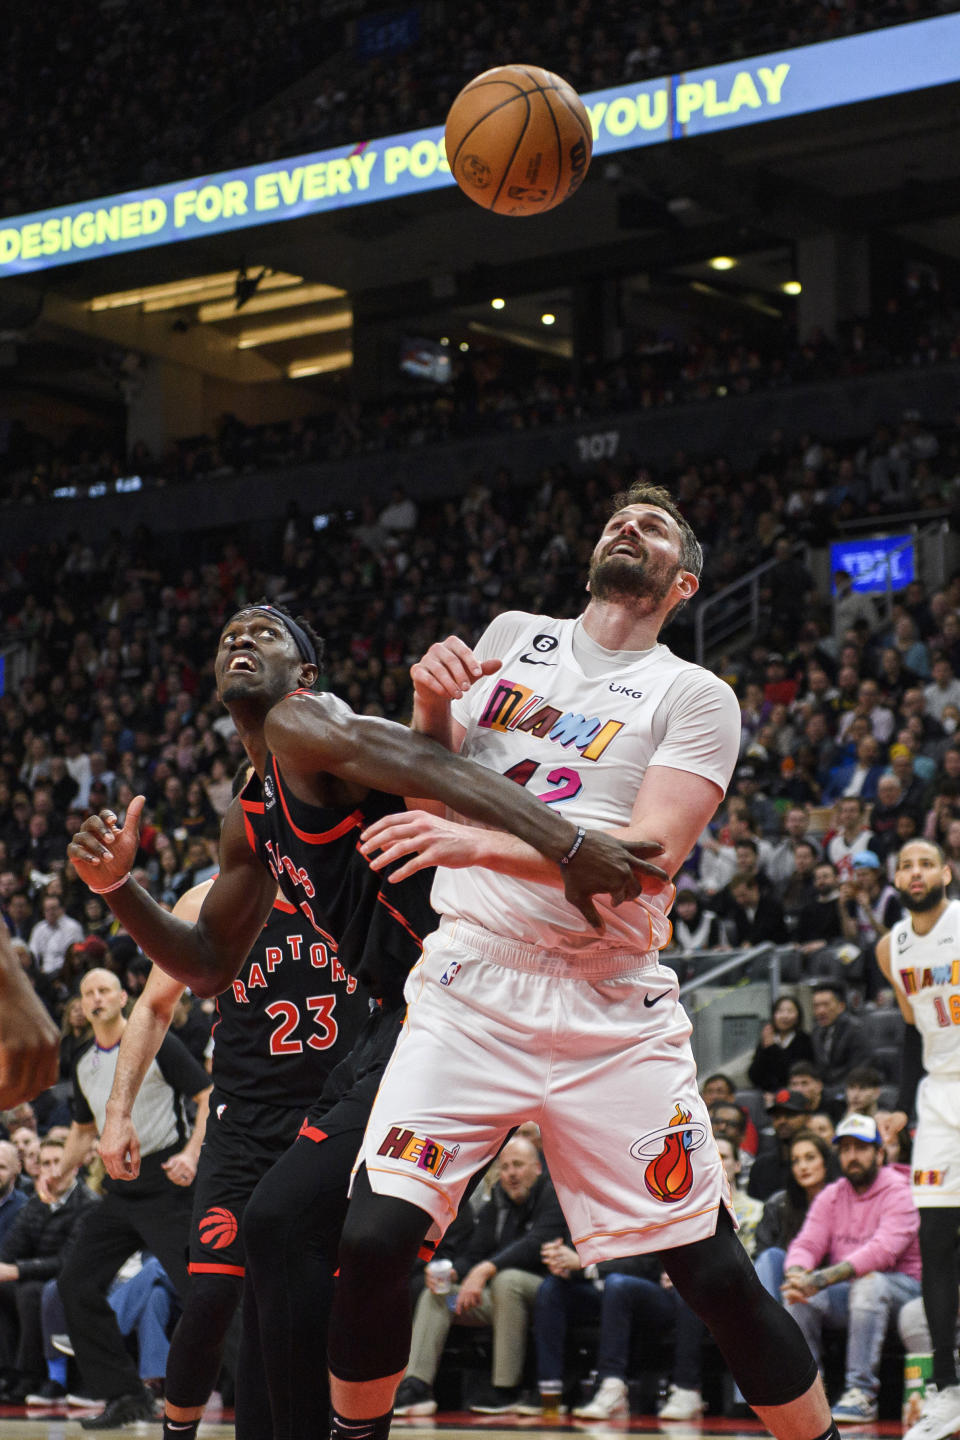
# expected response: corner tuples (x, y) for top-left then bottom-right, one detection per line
(444, 64), (593, 217)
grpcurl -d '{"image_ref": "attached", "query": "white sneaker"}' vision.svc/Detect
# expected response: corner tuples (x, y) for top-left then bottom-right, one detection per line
(904, 1384), (960, 1440)
(65, 1394), (104, 1409)
(658, 1385), (704, 1421)
(574, 1376), (629, 1419)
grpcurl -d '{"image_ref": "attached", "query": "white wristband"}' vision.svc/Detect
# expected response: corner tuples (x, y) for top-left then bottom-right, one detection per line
(88, 873), (131, 896)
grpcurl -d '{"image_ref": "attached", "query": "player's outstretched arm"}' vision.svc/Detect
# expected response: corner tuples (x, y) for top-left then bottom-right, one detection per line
(68, 801), (276, 997)
(265, 691), (666, 927)
(0, 928), (59, 1108)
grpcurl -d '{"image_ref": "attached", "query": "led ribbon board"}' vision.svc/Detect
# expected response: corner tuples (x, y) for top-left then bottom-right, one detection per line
(2, 14), (959, 276)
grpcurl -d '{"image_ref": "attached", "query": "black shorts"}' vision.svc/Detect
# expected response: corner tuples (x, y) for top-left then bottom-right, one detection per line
(189, 1091), (307, 1274)
(300, 1001), (405, 1140)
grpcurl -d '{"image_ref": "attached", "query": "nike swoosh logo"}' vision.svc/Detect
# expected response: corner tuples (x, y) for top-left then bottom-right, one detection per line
(519, 654), (558, 665)
(644, 991), (671, 1008)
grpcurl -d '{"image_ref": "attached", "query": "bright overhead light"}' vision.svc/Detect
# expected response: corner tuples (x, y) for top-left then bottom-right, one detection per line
(541, 312), (556, 326)
(440, 337), (450, 346)
(459, 341), (469, 352)
(491, 298), (505, 310)
(89, 270), (302, 312)
(199, 282), (345, 323)
(288, 351), (353, 378)
(708, 256), (737, 271)
(781, 280), (802, 295)
(235, 310), (353, 349)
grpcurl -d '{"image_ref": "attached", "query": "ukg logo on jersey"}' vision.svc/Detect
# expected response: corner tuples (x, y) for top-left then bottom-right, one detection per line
(478, 677), (624, 760)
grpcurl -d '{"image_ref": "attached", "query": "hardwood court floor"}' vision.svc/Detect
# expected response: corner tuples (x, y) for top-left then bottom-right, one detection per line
(0, 1405), (906, 1438)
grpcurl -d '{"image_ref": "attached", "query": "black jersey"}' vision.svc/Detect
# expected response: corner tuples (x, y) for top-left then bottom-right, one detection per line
(239, 753), (437, 1008)
(210, 894), (371, 1110)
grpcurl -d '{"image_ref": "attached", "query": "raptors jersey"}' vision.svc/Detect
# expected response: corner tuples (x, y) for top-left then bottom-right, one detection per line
(240, 756), (437, 1007)
(210, 894), (370, 1109)
(890, 898), (960, 1077)
(441, 611), (741, 953)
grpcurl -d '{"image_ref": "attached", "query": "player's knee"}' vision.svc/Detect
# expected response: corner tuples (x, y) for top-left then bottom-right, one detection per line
(179, 1273), (243, 1343)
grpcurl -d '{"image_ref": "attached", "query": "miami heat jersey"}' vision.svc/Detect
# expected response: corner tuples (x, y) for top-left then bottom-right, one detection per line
(890, 898), (960, 1077)
(210, 894), (370, 1109)
(441, 611), (741, 953)
(239, 757), (437, 1007)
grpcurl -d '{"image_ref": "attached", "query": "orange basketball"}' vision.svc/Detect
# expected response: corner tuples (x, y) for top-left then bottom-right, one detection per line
(444, 64), (593, 217)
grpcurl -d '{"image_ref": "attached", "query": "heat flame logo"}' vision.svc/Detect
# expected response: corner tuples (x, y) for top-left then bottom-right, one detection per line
(643, 1103), (696, 1203)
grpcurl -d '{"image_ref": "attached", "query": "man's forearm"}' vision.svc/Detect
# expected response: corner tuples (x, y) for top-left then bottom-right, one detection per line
(105, 1000), (174, 1119)
(185, 1089), (211, 1162)
(62, 1123), (96, 1176)
(811, 1260), (855, 1290)
(270, 696), (579, 864)
(93, 881), (240, 996)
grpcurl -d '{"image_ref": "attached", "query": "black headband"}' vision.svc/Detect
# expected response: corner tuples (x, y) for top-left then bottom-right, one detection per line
(253, 606), (317, 670)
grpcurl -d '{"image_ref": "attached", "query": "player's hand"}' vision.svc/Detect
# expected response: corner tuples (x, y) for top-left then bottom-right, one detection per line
(562, 831), (667, 932)
(99, 1113), (142, 1180)
(162, 1149), (198, 1187)
(411, 637), (501, 701)
(67, 796), (146, 892)
(360, 810), (482, 879)
(0, 937), (59, 1109)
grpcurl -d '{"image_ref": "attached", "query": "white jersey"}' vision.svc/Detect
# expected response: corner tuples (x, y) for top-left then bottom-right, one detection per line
(435, 611), (741, 954)
(890, 898), (960, 1078)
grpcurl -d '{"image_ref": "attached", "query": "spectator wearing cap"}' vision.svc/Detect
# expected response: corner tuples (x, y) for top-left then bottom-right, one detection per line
(839, 851), (901, 953)
(28, 896), (83, 979)
(810, 982), (869, 1093)
(782, 1113), (922, 1424)
(748, 1090), (813, 1202)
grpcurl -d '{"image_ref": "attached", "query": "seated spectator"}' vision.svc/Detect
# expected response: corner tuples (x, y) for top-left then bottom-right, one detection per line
(766, 806), (818, 887)
(58, 995), (92, 1083)
(782, 1113), (922, 1423)
(748, 1090), (813, 1202)
(824, 798), (875, 879)
(535, 1247), (667, 1421)
(747, 995), (816, 1097)
(393, 1136), (563, 1417)
(778, 840), (821, 929)
(752, 1130), (838, 1301)
(0, 1144), (26, 1251)
(708, 1099), (756, 1188)
(28, 895), (84, 980)
(724, 873), (788, 946)
(787, 1061), (835, 1121)
(10, 1129), (40, 1199)
(837, 680), (896, 747)
(807, 1112), (837, 1144)
(823, 736), (887, 804)
(840, 1066), (884, 1120)
(810, 981), (870, 1093)
(841, 850), (901, 952)
(0, 1137), (97, 1402)
(796, 861), (848, 955)
(668, 889), (727, 954)
(869, 774), (909, 865)
(924, 656), (960, 724)
(701, 1077), (759, 1159)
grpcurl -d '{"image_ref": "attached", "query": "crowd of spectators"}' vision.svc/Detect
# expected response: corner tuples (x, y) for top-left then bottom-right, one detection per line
(4, 0), (956, 217)
(5, 282), (960, 508)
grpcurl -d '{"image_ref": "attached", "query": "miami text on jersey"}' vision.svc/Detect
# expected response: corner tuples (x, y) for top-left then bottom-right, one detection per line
(899, 960), (960, 994)
(478, 677), (624, 760)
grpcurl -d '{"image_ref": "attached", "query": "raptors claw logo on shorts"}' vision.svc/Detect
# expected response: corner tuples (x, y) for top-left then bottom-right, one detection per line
(198, 1205), (239, 1250)
(630, 1103), (708, 1203)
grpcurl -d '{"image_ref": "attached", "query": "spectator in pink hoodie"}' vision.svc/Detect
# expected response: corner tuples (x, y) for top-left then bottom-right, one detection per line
(782, 1112), (921, 1424)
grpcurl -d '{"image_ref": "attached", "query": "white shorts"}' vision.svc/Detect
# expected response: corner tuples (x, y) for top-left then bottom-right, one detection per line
(912, 1074), (960, 1207)
(357, 918), (732, 1264)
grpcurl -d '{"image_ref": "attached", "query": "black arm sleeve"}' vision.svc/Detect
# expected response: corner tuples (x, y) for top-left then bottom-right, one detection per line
(896, 1022), (924, 1118)
(155, 1032), (212, 1097)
